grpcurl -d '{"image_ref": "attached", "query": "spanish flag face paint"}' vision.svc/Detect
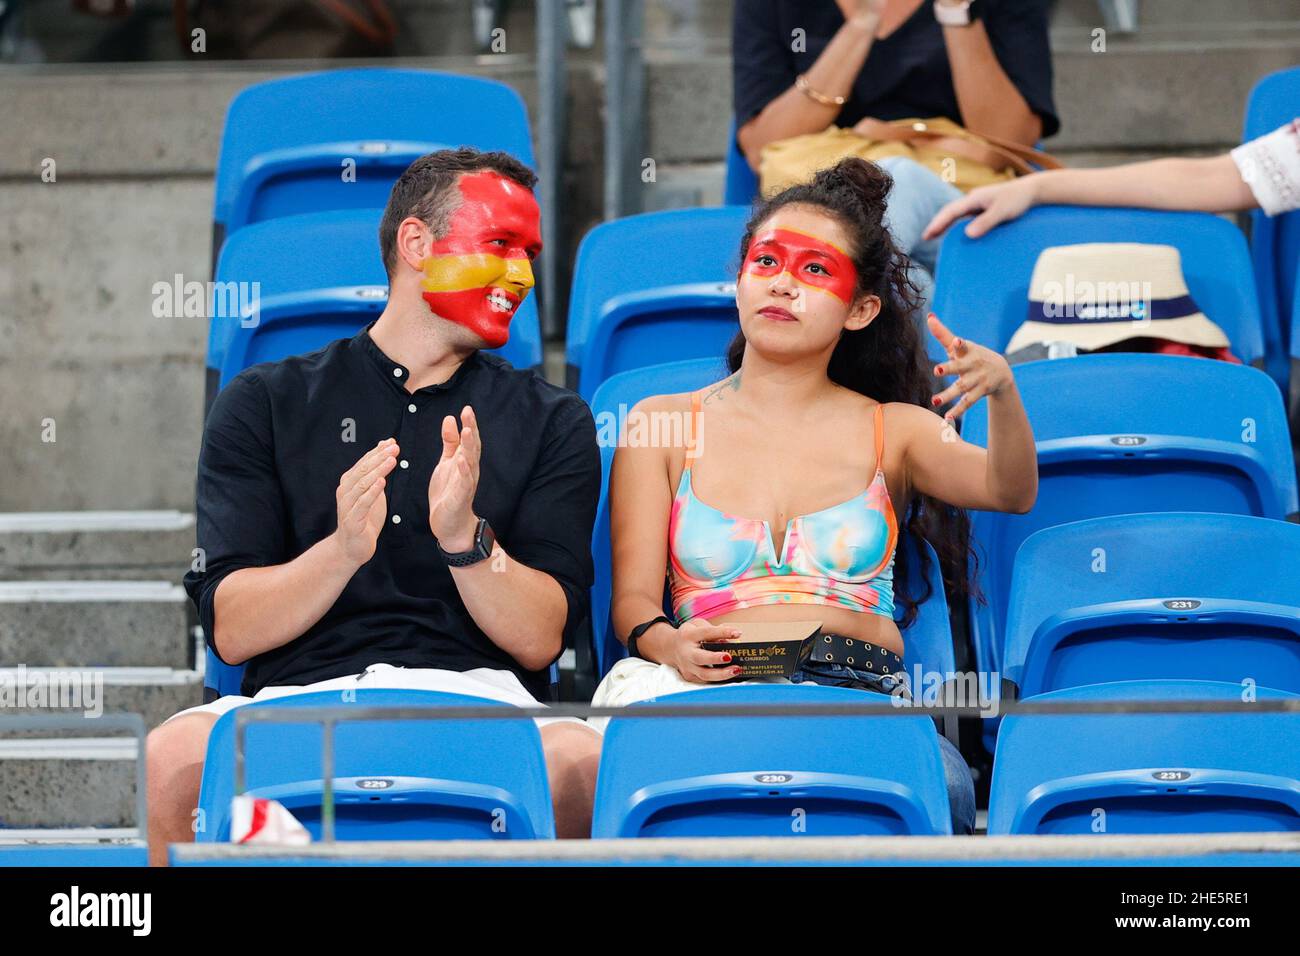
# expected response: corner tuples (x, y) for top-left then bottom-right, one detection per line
(419, 170), (541, 348)
(742, 227), (858, 306)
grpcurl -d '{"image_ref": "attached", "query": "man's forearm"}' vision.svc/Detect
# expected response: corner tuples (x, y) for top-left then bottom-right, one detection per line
(211, 531), (360, 665)
(449, 547), (568, 671)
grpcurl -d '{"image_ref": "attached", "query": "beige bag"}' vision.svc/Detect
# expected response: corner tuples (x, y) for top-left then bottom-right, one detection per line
(758, 116), (1064, 197)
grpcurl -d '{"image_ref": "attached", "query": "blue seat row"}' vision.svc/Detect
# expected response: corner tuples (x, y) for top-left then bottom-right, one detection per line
(179, 673), (1298, 843)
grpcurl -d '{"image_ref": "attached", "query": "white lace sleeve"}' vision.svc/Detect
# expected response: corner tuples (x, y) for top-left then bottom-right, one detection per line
(1231, 120), (1300, 217)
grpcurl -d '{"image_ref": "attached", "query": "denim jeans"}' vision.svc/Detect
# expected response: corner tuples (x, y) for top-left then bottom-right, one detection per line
(791, 657), (977, 835)
(875, 155), (965, 321)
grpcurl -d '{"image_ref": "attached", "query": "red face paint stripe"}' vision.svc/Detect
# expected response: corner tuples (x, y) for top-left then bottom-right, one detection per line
(743, 227), (858, 304)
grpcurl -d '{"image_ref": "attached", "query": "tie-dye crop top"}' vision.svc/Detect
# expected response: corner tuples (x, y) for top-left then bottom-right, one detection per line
(668, 391), (899, 622)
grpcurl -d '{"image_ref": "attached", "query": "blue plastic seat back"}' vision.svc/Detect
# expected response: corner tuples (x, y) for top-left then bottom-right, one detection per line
(197, 689), (556, 841)
(214, 68), (536, 241)
(961, 353), (1298, 681)
(988, 679), (1300, 835)
(207, 208), (541, 390)
(592, 683), (951, 838)
(566, 206), (752, 399)
(587, 359), (958, 681)
(931, 205), (1266, 374)
(724, 116), (759, 207)
(1242, 66), (1300, 372)
(1004, 513), (1300, 698)
(587, 357), (730, 676)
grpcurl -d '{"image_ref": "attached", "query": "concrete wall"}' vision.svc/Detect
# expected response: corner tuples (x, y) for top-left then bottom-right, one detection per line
(0, 59), (603, 511)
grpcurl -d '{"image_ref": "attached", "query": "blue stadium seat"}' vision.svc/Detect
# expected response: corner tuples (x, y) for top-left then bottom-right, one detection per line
(961, 354), (1298, 691)
(565, 207), (751, 400)
(1003, 513), (1300, 698)
(724, 116), (759, 207)
(213, 68), (536, 249)
(592, 684), (952, 838)
(931, 205), (1268, 377)
(586, 358), (959, 683)
(1242, 66), (1300, 383)
(988, 680), (1300, 835)
(197, 689), (556, 841)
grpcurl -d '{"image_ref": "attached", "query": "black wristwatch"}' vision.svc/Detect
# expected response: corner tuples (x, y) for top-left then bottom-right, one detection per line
(627, 615), (676, 659)
(437, 516), (495, 567)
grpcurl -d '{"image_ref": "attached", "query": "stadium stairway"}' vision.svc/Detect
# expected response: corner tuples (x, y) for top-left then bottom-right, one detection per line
(0, 512), (202, 835)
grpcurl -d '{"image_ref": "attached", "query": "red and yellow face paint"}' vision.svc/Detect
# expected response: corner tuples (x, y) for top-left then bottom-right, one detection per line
(742, 227), (858, 306)
(419, 170), (541, 348)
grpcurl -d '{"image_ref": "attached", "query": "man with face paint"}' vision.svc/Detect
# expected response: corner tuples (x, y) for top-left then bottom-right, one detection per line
(148, 149), (602, 862)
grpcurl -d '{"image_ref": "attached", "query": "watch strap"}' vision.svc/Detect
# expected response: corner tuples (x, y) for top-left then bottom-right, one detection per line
(438, 517), (494, 567)
(627, 615), (675, 659)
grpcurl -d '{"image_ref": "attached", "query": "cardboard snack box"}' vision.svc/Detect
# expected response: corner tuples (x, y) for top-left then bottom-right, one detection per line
(700, 620), (822, 680)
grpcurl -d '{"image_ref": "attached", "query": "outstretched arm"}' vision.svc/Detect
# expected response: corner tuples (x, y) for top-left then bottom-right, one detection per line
(902, 314), (1037, 514)
(923, 154), (1256, 240)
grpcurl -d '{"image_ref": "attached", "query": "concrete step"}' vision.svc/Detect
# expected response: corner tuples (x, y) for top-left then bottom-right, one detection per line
(0, 510), (196, 580)
(646, 30), (1300, 167)
(0, 580), (195, 669)
(0, 667), (204, 830)
(18, 0), (1293, 63)
(0, 665), (205, 730)
(1054, 0), (1300, 32)
(0, 736), (140, 830)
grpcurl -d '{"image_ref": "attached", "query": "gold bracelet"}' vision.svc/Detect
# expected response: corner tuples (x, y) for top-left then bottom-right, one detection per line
(795, 73), (847, 108)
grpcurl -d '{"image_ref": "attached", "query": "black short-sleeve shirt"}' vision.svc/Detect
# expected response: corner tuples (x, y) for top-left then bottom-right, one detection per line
(733, 0), (1059, 139)
(182, 325), (600, 700)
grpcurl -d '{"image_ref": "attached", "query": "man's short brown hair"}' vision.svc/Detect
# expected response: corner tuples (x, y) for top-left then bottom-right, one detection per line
(378, 147), (537, 279)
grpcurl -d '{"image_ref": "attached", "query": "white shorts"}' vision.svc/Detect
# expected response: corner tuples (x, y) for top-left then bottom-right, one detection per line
(586, 656), (792, 735)
(165, 662), (588, 731)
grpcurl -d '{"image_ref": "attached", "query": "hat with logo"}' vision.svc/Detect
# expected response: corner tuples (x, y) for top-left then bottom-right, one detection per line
(1006, 243), (1231, 354)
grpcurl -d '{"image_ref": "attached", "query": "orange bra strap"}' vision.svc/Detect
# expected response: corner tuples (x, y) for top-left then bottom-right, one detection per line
(873, 403), (885, 472)
(684, 390), (704, 467)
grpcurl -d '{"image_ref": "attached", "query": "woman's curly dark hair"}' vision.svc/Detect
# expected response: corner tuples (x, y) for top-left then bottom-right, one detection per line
(727, 157), (983, 628)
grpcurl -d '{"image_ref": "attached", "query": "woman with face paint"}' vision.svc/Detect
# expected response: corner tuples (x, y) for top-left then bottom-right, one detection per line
(595, 157), (1039, 834)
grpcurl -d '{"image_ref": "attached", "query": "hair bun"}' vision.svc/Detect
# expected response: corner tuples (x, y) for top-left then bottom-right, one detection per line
(821, 157), (893, 219)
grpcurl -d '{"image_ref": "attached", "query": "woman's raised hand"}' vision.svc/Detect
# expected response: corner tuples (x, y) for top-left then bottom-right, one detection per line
(927, 313), (1014, 422)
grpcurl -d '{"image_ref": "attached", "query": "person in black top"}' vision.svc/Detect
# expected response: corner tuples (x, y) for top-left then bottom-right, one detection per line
(146, 148), (602, 860)
(733, 0), (1058, 295)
